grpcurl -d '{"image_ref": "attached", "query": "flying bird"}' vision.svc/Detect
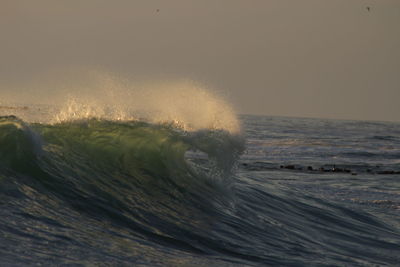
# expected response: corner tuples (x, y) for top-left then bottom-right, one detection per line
(366, 6), (370, 12)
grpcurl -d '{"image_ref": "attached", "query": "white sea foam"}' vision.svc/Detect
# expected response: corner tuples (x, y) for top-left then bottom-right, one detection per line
(0, 71), (241, 134)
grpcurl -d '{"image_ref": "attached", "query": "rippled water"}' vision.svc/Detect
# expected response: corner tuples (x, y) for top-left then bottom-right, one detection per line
(0, 114), (399, 266)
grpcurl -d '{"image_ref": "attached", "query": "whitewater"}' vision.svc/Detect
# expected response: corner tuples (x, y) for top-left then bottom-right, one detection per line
(0, 79), (399, 266)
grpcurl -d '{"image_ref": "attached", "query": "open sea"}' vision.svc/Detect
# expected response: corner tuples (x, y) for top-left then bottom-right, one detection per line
(0, 105), (399, 266)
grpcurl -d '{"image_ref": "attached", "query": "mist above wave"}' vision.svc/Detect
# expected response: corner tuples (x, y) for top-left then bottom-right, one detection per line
(0, 71), (240, 134)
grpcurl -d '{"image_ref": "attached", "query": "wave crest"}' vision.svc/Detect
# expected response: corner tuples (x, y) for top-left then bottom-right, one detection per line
(54, 78), (240, 134)
(0, 72), (241, 134)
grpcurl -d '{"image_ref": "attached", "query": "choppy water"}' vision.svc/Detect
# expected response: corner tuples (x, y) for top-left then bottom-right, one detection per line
(0, 112), (399, 266)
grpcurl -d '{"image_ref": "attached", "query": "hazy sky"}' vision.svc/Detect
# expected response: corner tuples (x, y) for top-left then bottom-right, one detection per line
(1, 0), (399, 122)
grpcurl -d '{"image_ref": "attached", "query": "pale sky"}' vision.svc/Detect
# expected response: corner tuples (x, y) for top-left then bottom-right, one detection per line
(1, 0), (399, 122)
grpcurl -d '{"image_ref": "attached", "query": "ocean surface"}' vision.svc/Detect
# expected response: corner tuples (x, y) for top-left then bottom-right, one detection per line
(1, 108), (399, 266)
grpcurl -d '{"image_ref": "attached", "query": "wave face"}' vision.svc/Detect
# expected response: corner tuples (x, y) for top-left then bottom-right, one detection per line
(0, 115), (248, 266)
(1, 113), (400, 266)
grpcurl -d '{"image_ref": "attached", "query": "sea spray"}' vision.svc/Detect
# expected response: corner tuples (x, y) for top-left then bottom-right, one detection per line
(1, 71), (241, 134)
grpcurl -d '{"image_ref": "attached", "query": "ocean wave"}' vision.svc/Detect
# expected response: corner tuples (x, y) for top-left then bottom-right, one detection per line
(0, 115), (248, 261)
(1, 115), (400, 266)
